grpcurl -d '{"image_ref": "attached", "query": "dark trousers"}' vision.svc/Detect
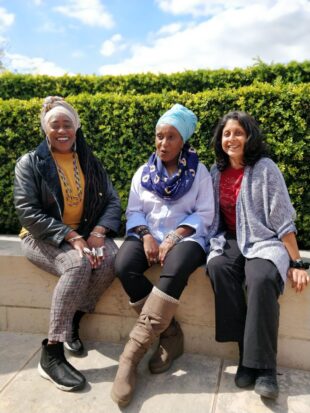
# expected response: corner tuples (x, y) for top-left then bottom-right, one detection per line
(115, 236), (206, 301)
(207, 236), (283, 369)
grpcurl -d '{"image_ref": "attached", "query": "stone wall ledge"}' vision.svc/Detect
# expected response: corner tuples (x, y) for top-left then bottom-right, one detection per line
(1, 235), (309, 370)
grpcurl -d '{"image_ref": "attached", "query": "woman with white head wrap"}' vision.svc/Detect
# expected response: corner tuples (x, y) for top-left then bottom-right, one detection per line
(14, 96), (121, 392)
(111, 103), (215, 407)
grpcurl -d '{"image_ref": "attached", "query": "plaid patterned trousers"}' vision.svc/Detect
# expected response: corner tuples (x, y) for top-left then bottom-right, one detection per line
(21, 235), (119, 342)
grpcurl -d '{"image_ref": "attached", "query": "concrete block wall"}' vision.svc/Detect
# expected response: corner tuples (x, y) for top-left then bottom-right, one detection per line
(0, 236), (309, 370)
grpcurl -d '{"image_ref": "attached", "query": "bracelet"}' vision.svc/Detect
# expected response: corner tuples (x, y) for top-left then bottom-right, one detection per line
(90, 231), (106, 238)
(289, 259), (310, 270)
(165, 230), (184, 244)
(67, 235), (83, 243)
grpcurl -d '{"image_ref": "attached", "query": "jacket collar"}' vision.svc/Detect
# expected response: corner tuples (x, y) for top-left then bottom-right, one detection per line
(35, 138), (51, 160)
(35, 139), (64, 211)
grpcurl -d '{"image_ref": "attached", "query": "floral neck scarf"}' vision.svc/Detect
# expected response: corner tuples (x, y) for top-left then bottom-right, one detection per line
(141, 144), (199, 201)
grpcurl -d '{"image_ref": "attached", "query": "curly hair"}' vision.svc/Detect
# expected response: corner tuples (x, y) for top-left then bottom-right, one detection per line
(212, 111), (269, 171)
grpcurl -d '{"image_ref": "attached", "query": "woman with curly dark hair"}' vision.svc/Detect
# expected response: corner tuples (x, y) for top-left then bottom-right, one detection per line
(206, 111), (309, 400)
(14, 96), (121, 392)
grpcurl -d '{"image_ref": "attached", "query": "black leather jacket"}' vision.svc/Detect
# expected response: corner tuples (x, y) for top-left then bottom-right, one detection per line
(14, 140), (121, 246)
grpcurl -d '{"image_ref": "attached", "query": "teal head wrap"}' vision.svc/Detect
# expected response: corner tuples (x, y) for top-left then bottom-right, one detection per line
(156, 103), (197, 143)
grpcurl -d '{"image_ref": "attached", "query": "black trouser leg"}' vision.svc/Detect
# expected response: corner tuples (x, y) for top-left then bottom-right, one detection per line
(207, 237), (283, 369)
(115, 237), (205, 302)
(115, 236), (153, 302)
(158, 241), (206, 299)
(243, 258), (282, 369)
(207, 237), (247, 342)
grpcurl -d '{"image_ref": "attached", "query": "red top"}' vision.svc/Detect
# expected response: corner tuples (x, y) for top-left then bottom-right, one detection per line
(219, 167), (244, 233)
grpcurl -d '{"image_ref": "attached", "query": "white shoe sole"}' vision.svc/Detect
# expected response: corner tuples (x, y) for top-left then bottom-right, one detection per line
(38, 363), (83, 392)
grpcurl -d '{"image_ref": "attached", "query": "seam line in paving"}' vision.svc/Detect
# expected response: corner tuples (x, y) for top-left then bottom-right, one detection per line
(210, 358), (224, 413)
(0, 346), (41, 394)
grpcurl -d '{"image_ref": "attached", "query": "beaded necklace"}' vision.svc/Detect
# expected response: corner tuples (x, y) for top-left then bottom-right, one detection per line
(54, 152), (83, 207)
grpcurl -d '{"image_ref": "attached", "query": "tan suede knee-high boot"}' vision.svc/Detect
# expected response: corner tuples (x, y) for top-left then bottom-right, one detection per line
(111, 287), (179, 407)
(148, 317), (184, 374)
(130, 295), (184, 374)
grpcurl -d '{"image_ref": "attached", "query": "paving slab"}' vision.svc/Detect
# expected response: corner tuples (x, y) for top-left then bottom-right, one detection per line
(215, 360), (310, 413)
(0, 333), (221, 413)
(0, 332), (43, 391)
(1, 332), (310, 413)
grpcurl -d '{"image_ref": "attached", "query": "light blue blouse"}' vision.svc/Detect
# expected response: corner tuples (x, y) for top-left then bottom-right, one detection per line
(126, 162), (215, 252)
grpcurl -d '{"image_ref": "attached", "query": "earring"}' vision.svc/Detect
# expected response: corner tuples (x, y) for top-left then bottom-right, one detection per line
(72, 141), (77, 152)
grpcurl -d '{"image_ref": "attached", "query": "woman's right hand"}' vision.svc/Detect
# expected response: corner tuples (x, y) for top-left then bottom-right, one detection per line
(65, 232), (97, 268)
(287, 267), (310, 293)
(142, 234), (159, 266)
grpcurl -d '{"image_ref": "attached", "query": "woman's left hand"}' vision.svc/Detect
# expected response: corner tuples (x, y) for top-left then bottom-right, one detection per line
(287, 267), (310, 293)
(158, 238), (175, 266)
(86, 235), (105, 269)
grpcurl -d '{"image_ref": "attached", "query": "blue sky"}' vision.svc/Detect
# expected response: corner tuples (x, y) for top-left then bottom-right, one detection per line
(0, 0), (309, 76)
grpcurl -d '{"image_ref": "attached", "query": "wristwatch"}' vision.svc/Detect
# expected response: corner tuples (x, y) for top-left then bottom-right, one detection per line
(289, 259), (310, 270)
(135, 225), (150, 240)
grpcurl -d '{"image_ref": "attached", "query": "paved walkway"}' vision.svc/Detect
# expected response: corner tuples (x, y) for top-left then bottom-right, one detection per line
(0, 332), (310, 413)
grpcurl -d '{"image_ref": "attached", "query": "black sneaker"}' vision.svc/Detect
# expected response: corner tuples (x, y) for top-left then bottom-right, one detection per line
(39, 339), (86, 391)
(254, 369), (279, 399)
(235, 364), (257, 388)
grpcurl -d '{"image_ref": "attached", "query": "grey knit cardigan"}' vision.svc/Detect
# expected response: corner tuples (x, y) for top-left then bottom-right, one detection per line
(206, 157), (296, 284)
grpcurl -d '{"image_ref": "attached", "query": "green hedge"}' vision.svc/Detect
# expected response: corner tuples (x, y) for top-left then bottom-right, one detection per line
(0, 61), (309, 100)
(0, 82), (309, 247)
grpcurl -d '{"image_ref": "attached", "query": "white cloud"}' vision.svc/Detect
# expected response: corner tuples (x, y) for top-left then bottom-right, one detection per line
(157, 23), (183, 36)
(6, 53), (70, 76)
(99, 0), (310, 74)
(0, 6), (14, 52)
(54, 0), (114, 28)
(0, 7), (15, 31)
(100, 34), (127, 56)
(155, 0), (273, 17)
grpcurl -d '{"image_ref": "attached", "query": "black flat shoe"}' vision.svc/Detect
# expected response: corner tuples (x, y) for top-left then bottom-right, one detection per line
(254, 369), (279, 399)
(235, 341), (257, 388)
(64, 311), (85, 356)
(64, 338), (84, 355)
(235, 364), (257, 388)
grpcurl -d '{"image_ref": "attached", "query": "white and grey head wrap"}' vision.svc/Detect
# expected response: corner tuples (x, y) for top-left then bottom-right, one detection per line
(40, 96), (81, 133)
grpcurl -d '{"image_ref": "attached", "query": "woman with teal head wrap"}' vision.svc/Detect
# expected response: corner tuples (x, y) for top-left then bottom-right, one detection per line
(156, 103), (197, 143)
(111, 103), (214, 407)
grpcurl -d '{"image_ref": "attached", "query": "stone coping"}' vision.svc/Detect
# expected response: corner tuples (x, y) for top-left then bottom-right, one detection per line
(1, 234), (309, 260)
